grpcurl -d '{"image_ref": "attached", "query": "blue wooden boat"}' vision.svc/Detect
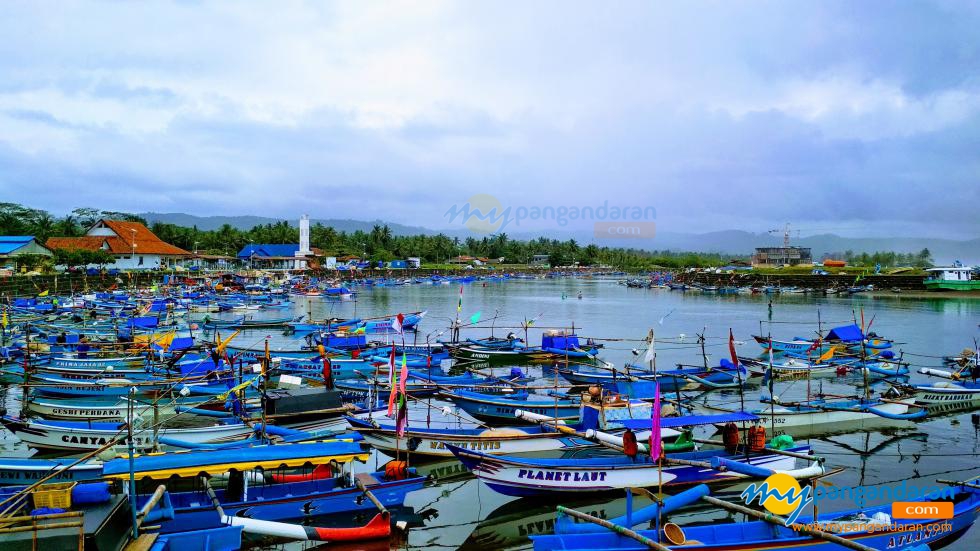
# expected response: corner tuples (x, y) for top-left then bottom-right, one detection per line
(0, 457), (103, 485)
(453, 333), (602, 364)
(0, 416), (258, 453)
(149, 525), (243, 551)
(531, 485), (980, 550)
(102, 440), (369, 479)
(363, 350), (449, 367)
(335, 378), (440, 397)
(141, 469), (422, 535)
(754, 324), (893, 354)
(204, 315), (298, 328)
(442, 389), (582, 423)
(287, 317), (361, 334)
(559, 360), (746, 393)
(101, 442), (422, 535)
(446, 442), (812, 497)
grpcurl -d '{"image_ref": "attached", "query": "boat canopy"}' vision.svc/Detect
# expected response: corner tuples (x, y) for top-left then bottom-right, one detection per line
(617, 412), (760, 431)
(102, 440), (368, 480)
(825, 324), (864, 342)
(127, 316), (160, 328)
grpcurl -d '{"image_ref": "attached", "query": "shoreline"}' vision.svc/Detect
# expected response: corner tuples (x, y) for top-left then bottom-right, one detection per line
(868, 290), (980, 300)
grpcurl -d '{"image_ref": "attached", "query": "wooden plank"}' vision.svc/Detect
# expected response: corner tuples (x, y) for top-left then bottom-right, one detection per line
(354, 472), (379, 488)
(123, 533), (159, 551)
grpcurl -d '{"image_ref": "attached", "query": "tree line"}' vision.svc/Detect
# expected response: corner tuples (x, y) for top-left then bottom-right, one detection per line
(0, 202), (936, 270)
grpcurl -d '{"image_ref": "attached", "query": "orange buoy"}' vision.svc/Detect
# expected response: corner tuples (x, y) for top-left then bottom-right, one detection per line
(385, 461), (409, 481)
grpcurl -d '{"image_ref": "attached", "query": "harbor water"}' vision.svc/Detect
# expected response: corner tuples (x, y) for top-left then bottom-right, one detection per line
(3, 276), (978, 550)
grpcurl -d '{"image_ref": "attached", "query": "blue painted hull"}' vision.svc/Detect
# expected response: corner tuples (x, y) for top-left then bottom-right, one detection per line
(532, 486), (980, 550)
(0, 458), (103, 485)
(145, 472), (424, 534)
(445, 390), (581, 422)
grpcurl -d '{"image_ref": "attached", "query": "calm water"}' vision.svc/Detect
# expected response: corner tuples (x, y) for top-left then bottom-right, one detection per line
(5, 277), (980, 550)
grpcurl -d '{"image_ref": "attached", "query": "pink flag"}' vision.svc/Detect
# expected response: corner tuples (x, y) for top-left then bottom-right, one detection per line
(650, 382), (662, 460)
(386, 345), (397, 416)
(399, 352), (408, 396)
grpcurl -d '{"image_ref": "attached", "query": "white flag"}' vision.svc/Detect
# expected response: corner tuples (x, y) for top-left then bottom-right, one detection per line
(644, 331), (656, 363)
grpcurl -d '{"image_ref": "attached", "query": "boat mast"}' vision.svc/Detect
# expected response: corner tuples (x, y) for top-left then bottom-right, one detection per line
(767, 331), (775, 436)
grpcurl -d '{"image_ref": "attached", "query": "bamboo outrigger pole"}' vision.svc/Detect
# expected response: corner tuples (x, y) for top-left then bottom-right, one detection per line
(701, 495), (876, 551)
(556, 505), (671, 550)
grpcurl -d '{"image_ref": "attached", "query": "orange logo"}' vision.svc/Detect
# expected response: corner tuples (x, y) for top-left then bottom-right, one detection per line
(892, 501), (953, 519)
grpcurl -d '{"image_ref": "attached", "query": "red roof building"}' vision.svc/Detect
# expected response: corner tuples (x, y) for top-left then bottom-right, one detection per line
(47, 219), (190, 270)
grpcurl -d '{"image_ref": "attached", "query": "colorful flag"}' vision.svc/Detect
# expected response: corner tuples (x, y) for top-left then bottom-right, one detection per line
(818, 346), (836, 363)
(1, 309), (7, 328)
(470, 311), (481, 324)
(807, 338), (821, 353)
(38, 290), (49, 297)
(457, 286), (463, 312)
(399, 352), (408, 396)
(728, 329), (739, 367)
(650, 382), (662, 460)
(643, 331), (655, 363)
(395, 392), (409, 436)
(387, 345), (397, 416)
(391, 313), (405, 334)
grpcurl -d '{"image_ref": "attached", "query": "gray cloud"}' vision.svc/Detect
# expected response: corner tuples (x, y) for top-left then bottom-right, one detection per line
(0, 1), (977, 240)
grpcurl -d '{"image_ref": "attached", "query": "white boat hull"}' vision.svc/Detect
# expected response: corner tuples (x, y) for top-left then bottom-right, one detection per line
(357, 428), (588, 458)
(913, 383), (980, 405)
(1, 419), (255, 453)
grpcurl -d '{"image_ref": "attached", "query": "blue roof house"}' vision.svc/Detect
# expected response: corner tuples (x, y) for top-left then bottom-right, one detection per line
(0, 236), (54, 259)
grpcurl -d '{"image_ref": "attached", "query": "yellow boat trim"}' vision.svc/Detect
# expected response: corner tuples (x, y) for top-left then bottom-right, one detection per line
(103, 452), (369, 480)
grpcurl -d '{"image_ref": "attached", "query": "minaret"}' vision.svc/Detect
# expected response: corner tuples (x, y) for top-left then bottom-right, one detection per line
(295, 214), (311, 269)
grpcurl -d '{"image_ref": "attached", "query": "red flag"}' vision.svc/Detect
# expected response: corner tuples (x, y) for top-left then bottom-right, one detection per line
(391, 313), (405, 334)
(728, 329), (739, 367)
(650, 382), (662, 460)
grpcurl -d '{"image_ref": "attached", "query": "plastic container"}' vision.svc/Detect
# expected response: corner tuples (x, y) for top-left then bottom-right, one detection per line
(32, 482), (77, 509)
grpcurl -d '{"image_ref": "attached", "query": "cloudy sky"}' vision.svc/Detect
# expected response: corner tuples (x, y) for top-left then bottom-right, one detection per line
(1, 1), (978, 239)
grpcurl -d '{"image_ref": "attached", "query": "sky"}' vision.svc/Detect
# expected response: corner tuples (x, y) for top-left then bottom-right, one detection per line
(1, 1), (978, 240)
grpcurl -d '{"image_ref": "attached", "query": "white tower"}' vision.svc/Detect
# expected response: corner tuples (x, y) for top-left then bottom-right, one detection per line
(295, 214), (311, 269)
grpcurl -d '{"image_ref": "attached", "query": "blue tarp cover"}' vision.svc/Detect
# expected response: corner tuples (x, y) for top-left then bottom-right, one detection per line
(170, 337), (194, 350)
(825, 323), (864, 342)
(127, 316), (159, 328)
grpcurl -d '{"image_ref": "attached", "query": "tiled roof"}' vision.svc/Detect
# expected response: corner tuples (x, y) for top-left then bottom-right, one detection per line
(47, 220), (190, 256)
(46, 236), (108, 252)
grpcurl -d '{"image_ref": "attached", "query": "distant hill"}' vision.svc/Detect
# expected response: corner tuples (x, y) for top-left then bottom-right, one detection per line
(142, 212), (438, 236)
(141, 212), (980, 264)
